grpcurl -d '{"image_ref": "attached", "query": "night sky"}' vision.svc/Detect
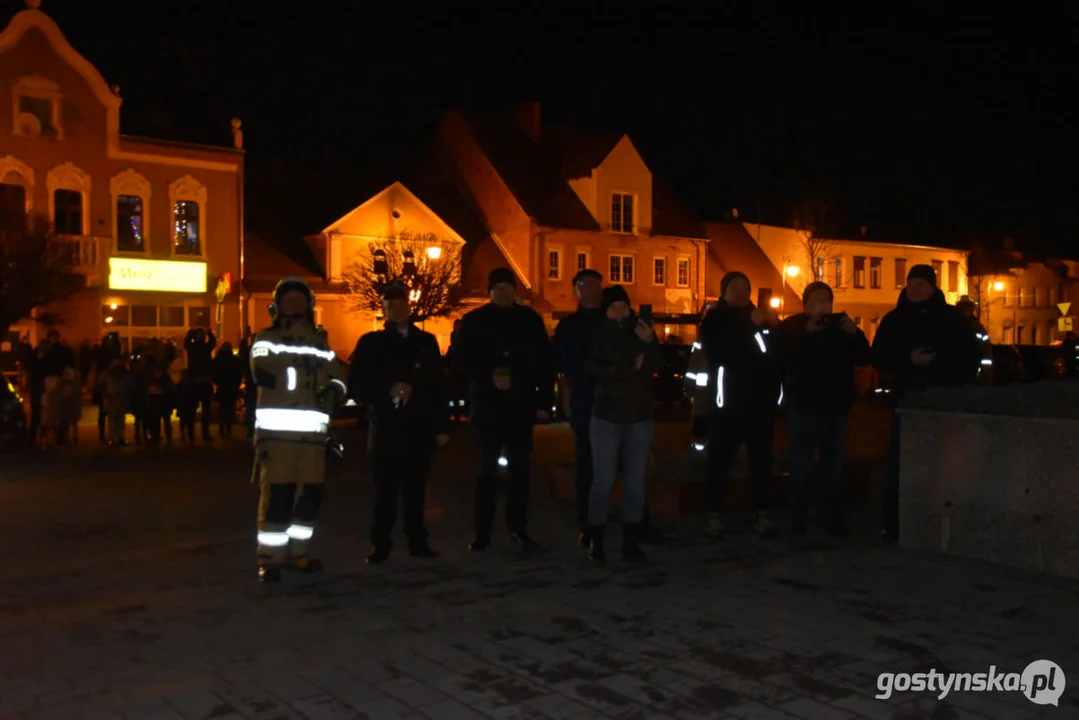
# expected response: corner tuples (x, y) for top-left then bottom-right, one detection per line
(37, 1), (1079, 256)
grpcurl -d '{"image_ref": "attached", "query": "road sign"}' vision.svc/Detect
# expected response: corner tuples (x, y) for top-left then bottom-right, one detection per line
(1058, 317), (1073, 333)
(1058, 302), (1071, 316)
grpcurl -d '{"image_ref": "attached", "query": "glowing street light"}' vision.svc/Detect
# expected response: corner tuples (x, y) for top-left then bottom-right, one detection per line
(993, 281), (1005, 292)
(426, 246), (442, 260)
(769, 297), (781, 309)
(786, 265), (800, 277)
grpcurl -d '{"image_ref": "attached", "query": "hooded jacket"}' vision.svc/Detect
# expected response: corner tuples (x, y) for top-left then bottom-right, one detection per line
(698, 300), (780, 414)
(871, 288), (981, 395)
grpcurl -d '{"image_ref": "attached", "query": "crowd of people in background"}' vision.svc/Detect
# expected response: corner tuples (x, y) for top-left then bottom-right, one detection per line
(12, 327), (249, 450)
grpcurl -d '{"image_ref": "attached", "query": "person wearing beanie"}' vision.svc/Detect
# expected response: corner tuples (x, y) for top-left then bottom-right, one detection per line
(775, 281), (870, 537)
(697, 270), (782, 538)
(349, 279), (450, 565)
(452, 267), (554, 552)
(583, 285), (662, 563)
(871, 263), (981, 543)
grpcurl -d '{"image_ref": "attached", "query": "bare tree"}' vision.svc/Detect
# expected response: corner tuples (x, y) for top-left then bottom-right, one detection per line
(0, 209), (82, 341)
(341, 230), (465, 322)
(790, 197), (841, 293)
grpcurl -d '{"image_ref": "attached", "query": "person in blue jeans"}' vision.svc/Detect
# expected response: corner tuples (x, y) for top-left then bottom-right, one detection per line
(584, 285), (662, 563)
(776, 281), (870, 536)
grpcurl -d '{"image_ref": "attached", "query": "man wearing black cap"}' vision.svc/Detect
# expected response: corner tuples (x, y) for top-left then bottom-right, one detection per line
(698, 270), (782, 538)
(872, 264), (981, 541)
(349, 279), (450, 563)
(453, 267), (554, 551)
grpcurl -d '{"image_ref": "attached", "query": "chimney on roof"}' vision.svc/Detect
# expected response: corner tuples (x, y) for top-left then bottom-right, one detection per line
(515, 101), (541, 143)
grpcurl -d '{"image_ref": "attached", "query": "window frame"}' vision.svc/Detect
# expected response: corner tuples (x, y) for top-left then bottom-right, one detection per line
(894, 257), (907, 289)
(110, 169), (152, 254)
(547, 248), (562, 281)
(11, 75), (64, 140)
(609, 253), (635, 284)
(676, 256), (691, 288)
(653, 256), (666, 286)
(46, 162), (92, 237)
(853, 256), (866, 289)
(610, 191), (636, 234)
(869, 257), (882, 289)
(575, 250), (589, 273)
(169, 175), (207, 258)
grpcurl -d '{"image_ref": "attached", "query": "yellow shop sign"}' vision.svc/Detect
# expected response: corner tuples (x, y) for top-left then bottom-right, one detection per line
(109, 258), (208, 293)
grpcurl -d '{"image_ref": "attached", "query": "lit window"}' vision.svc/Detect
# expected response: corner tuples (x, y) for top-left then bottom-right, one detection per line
(653, 257), (666, 285)
(53, 189), (82, 235)
(609, 254), (634, 283)
(117, 195), (145, 252)
(869, 258), (882, 289)
(677, 258), (690, 287)
(173, 200), (201, 255)
(547, 250), (561, 280)
(611, 193), (635, 233)
(853, 256), (866, 288)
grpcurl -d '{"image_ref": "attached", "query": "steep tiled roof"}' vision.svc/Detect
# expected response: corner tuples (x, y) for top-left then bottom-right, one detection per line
(704, 222), (783, 299)
(461, 111), (601, 231)
(652, 178), (708, 240)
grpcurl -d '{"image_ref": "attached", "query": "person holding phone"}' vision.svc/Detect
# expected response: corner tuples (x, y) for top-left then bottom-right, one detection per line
(698, 271), (782, 538)
(871, 264), (981, 542)
(583, 285), (663, 562)
(775, 281), (870, 536)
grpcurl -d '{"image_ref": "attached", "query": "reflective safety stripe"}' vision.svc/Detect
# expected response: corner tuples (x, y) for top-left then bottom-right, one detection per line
(754, 332), (767, 353)
(251, 340), (336, 362)
(777, 383), (784, 406)
(287, 524), (314, 540)
(695, 371), (708, 387)
(255, 408), (331, 433)
(329, 378), (347, 394)
(981, 358), (993, 366)
(715, 366), (725, 408)
(691, 341), (702, 350)
(287, 367), (297, 391)
(497, 456), (508, 467)
(257, 531), (289, 547)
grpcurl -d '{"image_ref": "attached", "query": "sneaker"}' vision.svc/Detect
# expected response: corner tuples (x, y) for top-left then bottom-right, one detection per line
(757, 512), (778, 538)
(705, 514), (724, 538)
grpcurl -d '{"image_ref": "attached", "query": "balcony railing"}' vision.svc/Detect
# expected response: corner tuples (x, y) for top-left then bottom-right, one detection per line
(52, 235), (109, 283)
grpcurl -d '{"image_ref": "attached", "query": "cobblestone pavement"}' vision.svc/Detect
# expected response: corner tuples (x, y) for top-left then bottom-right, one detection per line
(0, 421), (1076, 720)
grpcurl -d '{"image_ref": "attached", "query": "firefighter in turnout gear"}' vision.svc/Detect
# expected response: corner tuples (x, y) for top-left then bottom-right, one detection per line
(251, 277), (346, 583)
(957, 296), (993, 383)
(684, 302), (715, 452)
(349, 280), (450, 564)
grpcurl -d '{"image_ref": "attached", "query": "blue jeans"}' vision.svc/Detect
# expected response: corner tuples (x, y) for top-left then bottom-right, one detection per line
(787, 409), (848, 518)
(588, 418), (654, 526)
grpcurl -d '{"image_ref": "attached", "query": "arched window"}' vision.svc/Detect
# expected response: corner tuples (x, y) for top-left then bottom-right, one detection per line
(11, 75), (63, 140)
(0, 155), (34, 215)
(110, 169), (152, 253)
(169, 175), (207, 256)
(46, 162), (91, 235)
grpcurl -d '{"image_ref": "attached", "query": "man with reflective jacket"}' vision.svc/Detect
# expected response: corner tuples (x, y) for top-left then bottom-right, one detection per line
(250, 277), (346, 583)
(697, 272), (781, 538)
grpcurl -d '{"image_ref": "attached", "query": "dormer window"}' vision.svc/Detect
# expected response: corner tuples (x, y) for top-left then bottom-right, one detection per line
(11, 75), (63, 140)
(611, 192), (635, 234)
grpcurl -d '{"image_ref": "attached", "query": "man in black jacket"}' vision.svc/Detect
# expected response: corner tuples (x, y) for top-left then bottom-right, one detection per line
(872, 264), (980, 541)
(698, 271), (781, 537)
(183, 327), (216, 442)
(350, 280), (450, 563)
(453, 268), (553, 551)
(776, 281), (870, 536)
(583, 285), (662, 563)
(552, 268), (605, 544)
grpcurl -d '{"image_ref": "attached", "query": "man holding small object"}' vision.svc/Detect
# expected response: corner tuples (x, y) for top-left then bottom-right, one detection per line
(349, 280), (449, 564)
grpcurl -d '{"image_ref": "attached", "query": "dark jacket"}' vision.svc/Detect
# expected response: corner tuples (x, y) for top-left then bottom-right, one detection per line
(212, 351), (243, 401)
(698, 300), (780, 414)
(586, 314), (662, 424)
(553, 304), (605, 424)
(776, 314), (871, 413)
(871, 288), (981, 395)
(184, 329), (216, 382)
(349, 323), (450, 439)
(452, 302), (554, 427)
